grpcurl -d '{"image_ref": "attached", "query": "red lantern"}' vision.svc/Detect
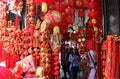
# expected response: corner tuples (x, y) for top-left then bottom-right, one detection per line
(35, 0), (54, 6)
(66, 7), (75, 15)
(88, 10), (100, 19)
(53, 3), (67, 13)
(88, 1), (99, 10)
(66, 15), (74, 24)
(66, 0), (76, 7)
(76, 0), (83, 8)
(44, 10), (62, 28)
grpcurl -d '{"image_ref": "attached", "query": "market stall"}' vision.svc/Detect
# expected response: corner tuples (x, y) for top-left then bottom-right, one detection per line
(0, 0), (119, 79)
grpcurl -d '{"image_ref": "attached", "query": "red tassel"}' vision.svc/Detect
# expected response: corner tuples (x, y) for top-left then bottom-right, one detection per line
(15, 14), (20, 30)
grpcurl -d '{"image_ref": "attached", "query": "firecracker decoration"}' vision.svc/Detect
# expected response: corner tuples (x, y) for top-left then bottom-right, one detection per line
(53, 52), (59, 79)
(87, 0), (103, 51)
(38, 20), (52, 79)
(26, 0), (35, 25)
(0, 1), (8, 27)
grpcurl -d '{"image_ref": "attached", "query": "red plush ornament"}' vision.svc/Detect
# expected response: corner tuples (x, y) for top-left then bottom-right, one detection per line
(35, 0), (54, 6)
(53, 3), (67, 13)
(66, 0), (76, 7)
(66, 15), (74, 24)
(88, 10), (100, 19)
(66, 7), (75, 15)
(88, 1), (100, 10)
(44, 10), (62, 28)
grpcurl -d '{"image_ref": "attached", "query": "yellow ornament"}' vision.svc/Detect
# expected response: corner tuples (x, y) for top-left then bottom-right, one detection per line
(94, 27), (98, 31)
(53, 26), (60, 35)
(92, 18), (96, 24)
(42, 2), (47, 13)
(36, 67), (44, 77)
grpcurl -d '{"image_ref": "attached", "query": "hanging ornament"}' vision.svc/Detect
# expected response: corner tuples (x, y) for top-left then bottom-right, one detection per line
(88, 10), (100, 19)
(88, 1), (99, 10)
(65, 0), (76, 7)
(53, 26), (60, 35)
(35, 0), (54, 6)
(42, 2), (48, 13)
(44, 10), (62, 28)
(53, 3), (67, 13)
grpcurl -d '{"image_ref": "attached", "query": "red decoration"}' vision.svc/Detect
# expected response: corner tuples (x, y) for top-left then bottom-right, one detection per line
(0, 66), (15, 79)
(53, 3), (67, 13)
(54, 66), (59, 71)
(15, 14), (20, 30)
(44, 10), (62, 28)
(88, 1), (100, 10)
(66, 0), (76, 7)
(54, 71), (59, 76)
(54, 62), (59, 66)
(35, 0), (54, 6)
(66, 7), (75, 15)
(53, 52), (59, 56)
(88, 10), (100, 19)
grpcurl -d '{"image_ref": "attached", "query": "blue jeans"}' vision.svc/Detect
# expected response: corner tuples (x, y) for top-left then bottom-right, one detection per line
(71, 66), (79, 79)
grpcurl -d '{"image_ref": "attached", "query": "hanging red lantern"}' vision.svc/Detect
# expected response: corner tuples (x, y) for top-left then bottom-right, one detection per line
(65, 0), (76, 7)
(53, 3), (67, 13)
(44, 10), (62, 28)
(66, 7), (75, 15)
(78, 9), (85, 17)
(83, 0), (89, 8)
(88, 1), (100, 10)
(88, 10), (100, 19)
(76, 0), (82, 8)
(35, 0), (54, 6)
(66, 15), (74, 24)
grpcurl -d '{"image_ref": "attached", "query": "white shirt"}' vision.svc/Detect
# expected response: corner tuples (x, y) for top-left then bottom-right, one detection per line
(88, 50), (97, 68)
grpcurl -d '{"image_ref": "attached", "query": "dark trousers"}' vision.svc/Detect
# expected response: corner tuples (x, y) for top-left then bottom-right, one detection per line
(71, 66), (79, 79)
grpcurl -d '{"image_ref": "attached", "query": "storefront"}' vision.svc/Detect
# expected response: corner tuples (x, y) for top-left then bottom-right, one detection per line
(0, 0), (120, 79)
